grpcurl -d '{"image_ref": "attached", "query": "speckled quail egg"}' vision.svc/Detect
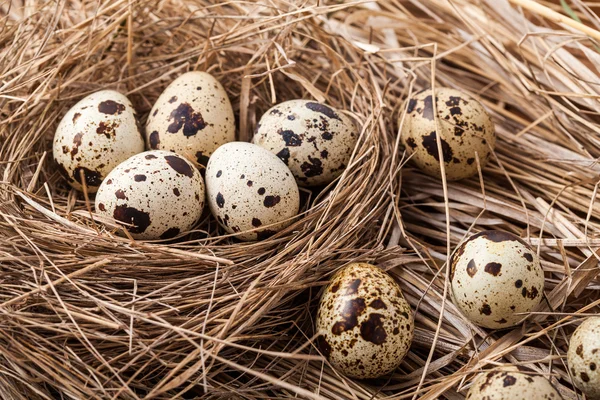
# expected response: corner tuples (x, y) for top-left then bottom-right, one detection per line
(95, 150), (204, 240)
(450, 231), (544, 329)
(145, 71), (235, 167)
(400, 88), (495, 180)
(53, 90), (145, 192)
(466, 366), (564, 400)
(252, 99), (358, 186)
(568, 317), (600, 399)
(316, 263), (414, 379)
(205, 142), (299, 241)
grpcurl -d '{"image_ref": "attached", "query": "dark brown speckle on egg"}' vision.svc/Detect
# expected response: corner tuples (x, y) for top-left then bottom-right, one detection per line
(263, 195), (280, 208)
(278, 129), (302, 146)
(98, 100), (125, 115)
(167, 103), (206, 137)
(216, 193), (225, 208)
(421, 130), (453, 163)
(113, 204), (151, 234)
(164, 155), (194, 177)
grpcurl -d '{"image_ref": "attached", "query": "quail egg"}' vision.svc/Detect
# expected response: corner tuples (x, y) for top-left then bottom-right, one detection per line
(95, 150), (205, 240)
(400, 88), (495, 180)
(316, 262), (414, 379)
(567, 317), (600, 399)
(204, 142), (299, 241)
(252, 99), (358, 186)
(450, 231), (544, 329)
(53, 90), (145, 192)
(145, 71), (235, 167)
(466, 366), (564, 399)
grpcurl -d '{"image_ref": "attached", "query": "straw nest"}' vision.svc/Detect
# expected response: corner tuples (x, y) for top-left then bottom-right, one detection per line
(1, 0), (600, 398)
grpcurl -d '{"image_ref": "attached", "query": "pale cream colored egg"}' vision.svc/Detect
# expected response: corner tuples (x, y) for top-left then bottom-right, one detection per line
(567, 317), (600, 399)
(400, 88), (495, 180)
(204, 142), (299, 241)
(316, 263), (414, 379)
(95, 150), (205, 240)
(466, 366), (564, 400)
(450, 231), (544, 329)
(252, 99), (358, 186)
(145, 71), (235, 167)
(52, 90), (145, 192)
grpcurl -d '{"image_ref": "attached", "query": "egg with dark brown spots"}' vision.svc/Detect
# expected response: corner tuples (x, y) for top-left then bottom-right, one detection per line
(316, 263), (413, 379)
(252, 99), (358, 186)
(95, 150), (204, 240)
(53, 90), (145, 192)
(145, 71), (235, 167)
(466, 366), (564, 399)
(450, 231), (544, 329)
(567, 317), (600, 399)
(400, 88), (495, 180)
(205, 142), (299, 241)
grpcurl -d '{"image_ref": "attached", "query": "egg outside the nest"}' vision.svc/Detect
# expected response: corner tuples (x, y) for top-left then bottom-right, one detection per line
(315, 263), (414, 379)
(400, 87), (495, 181)
(52, 90), (145, 192)
(252, 99), (358, 187)
(204, 142), (300, 241)
(567, 317), (600, 399)
(145, 71), (235, 168)
(466, 366), (564, 399)
(450, 230), (545, 329)
(95, 150), (205, 240)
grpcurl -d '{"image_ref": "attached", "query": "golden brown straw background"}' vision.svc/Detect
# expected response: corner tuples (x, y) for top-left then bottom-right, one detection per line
(1, 0), (600, 398)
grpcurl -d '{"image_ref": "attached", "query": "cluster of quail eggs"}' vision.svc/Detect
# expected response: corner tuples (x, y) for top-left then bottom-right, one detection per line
(398, 87), (599, 398)
(53, 73), (596, 397)
(312, 88), (501, 381)
(53, 71), (358, 241)
(399, 89), (546, 323)
(51, 70), (416, 381)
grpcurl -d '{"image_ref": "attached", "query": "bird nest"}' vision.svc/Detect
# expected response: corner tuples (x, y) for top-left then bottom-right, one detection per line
(1, 0), (599, 399)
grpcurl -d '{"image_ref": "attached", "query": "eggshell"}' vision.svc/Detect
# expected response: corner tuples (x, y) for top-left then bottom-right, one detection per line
(145, 71), (235, 167)
(400, 88), (495, 180)
(450, 231), (544, 329)
(567, 317), (600, 399)
(316, 263), (414, 379)
(252, 99), (358, 186)
(53, 90), (145, 192)
(204, 142), (299, 241)
(466, 366), (564, 400)
(95, 150), (205, 240)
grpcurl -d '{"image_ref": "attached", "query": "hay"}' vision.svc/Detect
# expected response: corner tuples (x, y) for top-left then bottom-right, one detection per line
(1, 0), (599, 398)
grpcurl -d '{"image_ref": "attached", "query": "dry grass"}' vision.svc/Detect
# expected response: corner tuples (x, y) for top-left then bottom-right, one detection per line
(1, 0), (600, 398)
